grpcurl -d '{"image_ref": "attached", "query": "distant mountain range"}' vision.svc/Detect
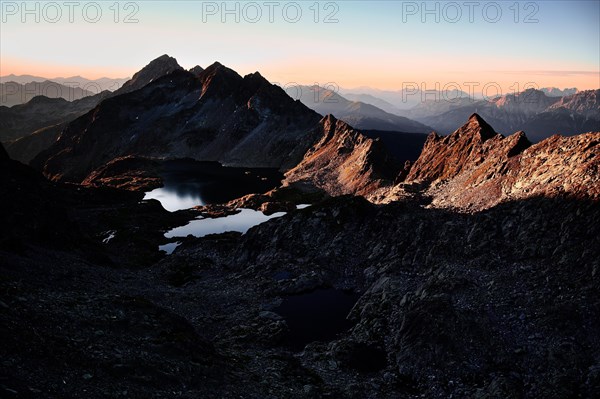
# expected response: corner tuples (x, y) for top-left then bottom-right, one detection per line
(0, 81), (96, 107)
(404, 89), (599, 141)
(0, 74), (129, 93)
(338, 87), (471, 110)
(336, 86), (596, 142)
(541, 87), (578, 97)
(5, 56), (429, 174)
(0, 93), (110, 143)
(284, 84), (431, 133)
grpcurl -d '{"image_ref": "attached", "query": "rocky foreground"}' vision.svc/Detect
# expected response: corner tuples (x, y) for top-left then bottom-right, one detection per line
(1, 192), (599, 398)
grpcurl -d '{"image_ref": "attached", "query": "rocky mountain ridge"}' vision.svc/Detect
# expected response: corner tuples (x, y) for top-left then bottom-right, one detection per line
(283, 115), (399, 197)
(1, 55), (194, 161)
(396, 113), (599, 211)
(32, 61), (323, 183)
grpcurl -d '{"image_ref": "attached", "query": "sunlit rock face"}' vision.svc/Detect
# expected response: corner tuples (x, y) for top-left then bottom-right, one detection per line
(399, 113), (599, 211)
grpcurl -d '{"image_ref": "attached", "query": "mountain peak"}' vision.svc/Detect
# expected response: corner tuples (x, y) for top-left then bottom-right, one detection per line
(322, 113), (338, 125)
(151, 54), (177, 63)
(201, 62), (242, 82)
(406, 114), (500, 183)
(117, 54), (182, 94)
(284, 113), (398, 197)
(189, 65), (204, 76)
(468, 112), (484, 123)
(320, 114), (355, 137)
(206, 61), (225, 70)
(463, 113), (496, 141)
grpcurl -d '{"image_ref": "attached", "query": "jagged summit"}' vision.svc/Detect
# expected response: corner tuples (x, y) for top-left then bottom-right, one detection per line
(406, 114), (502, 183)
(201, 61), (242, 80)
(188, 65), (204, 76)
(400, 113), (598, 210)
(320, 113), (342, 131)
(244, 71), (268, 82)
(464, 113), (497, 141)
(117, 54), (183, 94)
(284, 113), (398, 197)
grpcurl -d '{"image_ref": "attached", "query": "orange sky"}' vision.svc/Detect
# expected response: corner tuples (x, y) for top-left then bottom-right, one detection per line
(1, 57), (133, 80)
(3, 56), (598, 94)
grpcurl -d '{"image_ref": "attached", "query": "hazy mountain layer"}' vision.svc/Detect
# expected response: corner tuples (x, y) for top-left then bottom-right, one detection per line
(410, 89), (599, 141)
(0, 80), (96, 107)
(286, 85), (432, 133)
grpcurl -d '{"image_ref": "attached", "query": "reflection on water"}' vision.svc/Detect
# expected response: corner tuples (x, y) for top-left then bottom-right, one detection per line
(145, 186), (204, 212)
(143, 160), (283, 212)
(159, 242), (181, 255)
(165, 209), (286, 238)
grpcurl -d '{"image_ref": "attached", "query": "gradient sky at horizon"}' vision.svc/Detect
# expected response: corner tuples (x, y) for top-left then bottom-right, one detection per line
(1, 0), (599, 93)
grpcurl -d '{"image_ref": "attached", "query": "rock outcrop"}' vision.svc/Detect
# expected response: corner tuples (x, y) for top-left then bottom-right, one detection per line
(283, 115), (399, 197)
(82, 156), (163, 191)
(403, 114), (599, 211)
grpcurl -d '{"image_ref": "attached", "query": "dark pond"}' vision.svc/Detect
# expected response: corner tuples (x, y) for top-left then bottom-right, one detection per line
(275, 288), (361, 351)
(144, 160), (283, 212)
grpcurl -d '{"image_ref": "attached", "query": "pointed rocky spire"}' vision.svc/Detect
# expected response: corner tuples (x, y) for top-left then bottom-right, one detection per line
(463, 113), (497, 141)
